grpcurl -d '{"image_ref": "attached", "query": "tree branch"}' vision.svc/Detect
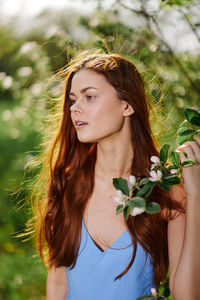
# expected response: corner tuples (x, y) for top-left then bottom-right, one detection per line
(115, 0), (200, 94)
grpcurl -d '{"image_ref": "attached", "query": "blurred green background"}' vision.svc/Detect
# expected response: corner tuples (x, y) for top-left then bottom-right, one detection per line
(0, 0), (199, 299)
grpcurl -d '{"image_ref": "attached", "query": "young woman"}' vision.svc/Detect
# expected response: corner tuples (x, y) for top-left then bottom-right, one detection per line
(34, 50), (200, 299)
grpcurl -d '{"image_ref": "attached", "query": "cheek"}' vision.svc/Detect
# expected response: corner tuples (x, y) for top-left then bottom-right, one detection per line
(93, 102), (123, 131)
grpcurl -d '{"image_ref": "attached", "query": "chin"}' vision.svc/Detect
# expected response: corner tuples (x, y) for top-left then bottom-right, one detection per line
(77, 135), (98, 144)
(76, 131), (113, 144)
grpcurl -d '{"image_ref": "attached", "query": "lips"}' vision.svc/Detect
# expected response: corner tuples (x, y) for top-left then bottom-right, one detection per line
(75, 120), (88, 126)
(74, 119), (88, 129)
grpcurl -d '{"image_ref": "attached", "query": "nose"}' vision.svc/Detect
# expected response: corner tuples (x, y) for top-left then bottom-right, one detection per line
(70, 99), (84, 113)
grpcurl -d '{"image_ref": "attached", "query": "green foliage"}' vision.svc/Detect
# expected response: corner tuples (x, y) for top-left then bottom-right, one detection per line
(181, 160), (196, 167)
(161, 0), (194, 7)
(170, 151), (180, 166)
(113, 106), (199, 221)
(159, 144), (170, 164)
(127, 197), (146, 207)
(113, 177), (130, 196)
(184, 108), (200, 126)
(145, 202), (161, 214)
(177, 108), (200, 144)
(0, 253), (46, 300)
(116, 204), (124, 215)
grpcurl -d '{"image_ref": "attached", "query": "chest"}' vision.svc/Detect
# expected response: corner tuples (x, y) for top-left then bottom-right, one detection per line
(83, 185), (128, 251)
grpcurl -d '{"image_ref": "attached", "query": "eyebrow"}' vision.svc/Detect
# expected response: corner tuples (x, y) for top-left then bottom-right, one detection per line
(69, 86), (98, 96)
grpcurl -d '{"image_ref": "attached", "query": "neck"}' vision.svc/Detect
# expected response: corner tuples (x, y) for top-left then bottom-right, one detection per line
(95, 137), (134, 182)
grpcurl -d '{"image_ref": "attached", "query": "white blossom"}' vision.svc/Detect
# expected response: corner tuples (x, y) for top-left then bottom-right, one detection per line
(114, 190), (126, 208)
(129, 175), (136, 185)
(2, 76), (13, 89)
(170, 169), (178, 174)
(149, 44), (157, 52)
(10, 128), (20, 139)
(149, 170), (162, 182)
(30, 83), (43, 96)
(130, 207), (145, 216)
(151, 287), (157, 295)
(150, 156), (160, 164)
(116, 190), (123, 198)
(114, 196), (126, 208)
(151, 164), (157, 170)
(20, 41), (37, 54)
(128, 175), (136, 189)
(17, 66), (32, 77)
(150, 156), (161, 170)
(2, 109), (12, 121)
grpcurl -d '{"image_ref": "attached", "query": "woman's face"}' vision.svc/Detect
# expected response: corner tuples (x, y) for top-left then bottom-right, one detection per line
(69, 69), (132, 143)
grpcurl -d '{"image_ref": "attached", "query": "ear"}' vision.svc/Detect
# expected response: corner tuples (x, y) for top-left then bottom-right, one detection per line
(122, 101), (134, 117)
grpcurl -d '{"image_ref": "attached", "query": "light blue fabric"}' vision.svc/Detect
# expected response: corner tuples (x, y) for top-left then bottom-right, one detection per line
(66, 219), (158, 300)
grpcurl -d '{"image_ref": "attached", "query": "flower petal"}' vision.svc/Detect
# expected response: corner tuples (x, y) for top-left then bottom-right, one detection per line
(151, 288), (157, 295)
(149, 177), (157, 182)
(130, 207), (145, 216)
(149, 170), (157, 178)
(129, 175), (136, 185)
(116, 190), (123, 198)
(157, 170), (162, 179)
(114, 196), (122, 205)
(150, 156), (160, 164)
(151, 164), (157, 170)
(170, 169), (178, 174)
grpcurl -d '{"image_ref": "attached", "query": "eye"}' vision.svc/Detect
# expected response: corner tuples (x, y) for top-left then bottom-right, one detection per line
(86, 95), (95, 100)
(69, 98), (76, 105)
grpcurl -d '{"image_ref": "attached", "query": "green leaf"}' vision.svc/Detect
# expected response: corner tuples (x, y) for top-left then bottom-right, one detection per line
(116, 205), (124, 215)
(188, 134), (197, 141)
(160, 166), (169, 177)
(178, 128), (196, 136)
(170, 151), (180, 166)
(159, 144), (170, 164)
(136, 181), (157, 198)
(167, 165), (179, 170)
(113, 177), (130, 196)
(136, 185), (150, 197)
(163, 175), (181, 185)
(127, 197), (146, 208)
(181, 160), (196, 167)
(160, 180), (170, 191)
(132, 188), (138, 197)
(145, 202), (161, 214)
(180, 119), (190, 127)
(177, 134), (190, 145)
(177, 126), (187, 135)
(139, 178), (150, 186)
(123, 206), (130, 220)
(184, 108), (200, 126)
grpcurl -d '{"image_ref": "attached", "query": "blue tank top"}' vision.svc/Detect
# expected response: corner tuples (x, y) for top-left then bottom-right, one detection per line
(66, 219), (158, 300)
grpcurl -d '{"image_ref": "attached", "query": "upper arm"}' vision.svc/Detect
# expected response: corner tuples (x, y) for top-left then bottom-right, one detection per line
(46, 266), (68, 300)
(168, 183), (186, 295)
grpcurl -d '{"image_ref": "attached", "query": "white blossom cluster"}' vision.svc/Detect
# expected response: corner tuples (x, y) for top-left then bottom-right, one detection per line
(113, 175), (145, 217)
(150, 155), (178, 176)
(113, 155), (178, 217)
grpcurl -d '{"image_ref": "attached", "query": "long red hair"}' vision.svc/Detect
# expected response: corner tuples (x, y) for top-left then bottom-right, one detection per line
(33, 49), (186, 287)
